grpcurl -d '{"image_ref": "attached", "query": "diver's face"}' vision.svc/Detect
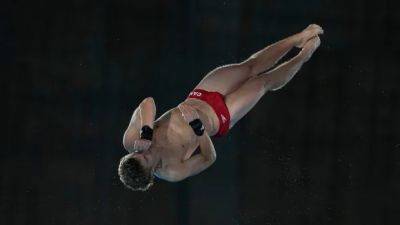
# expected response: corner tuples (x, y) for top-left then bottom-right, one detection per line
(127, 151), (154, 170)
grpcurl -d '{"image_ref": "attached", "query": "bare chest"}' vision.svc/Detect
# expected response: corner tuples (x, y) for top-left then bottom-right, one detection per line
(152, 108), (200, 164)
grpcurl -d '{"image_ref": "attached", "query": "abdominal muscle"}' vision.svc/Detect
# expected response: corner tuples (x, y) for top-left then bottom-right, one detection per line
(152, 98), (219, 164)
(183, 98), (220, 136)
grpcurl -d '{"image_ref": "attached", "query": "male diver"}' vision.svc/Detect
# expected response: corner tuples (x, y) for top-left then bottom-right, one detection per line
(119, 24), (323, 191)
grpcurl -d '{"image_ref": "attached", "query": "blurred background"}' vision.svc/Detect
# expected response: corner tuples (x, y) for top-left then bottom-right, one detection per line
(3, 0), (400, 224)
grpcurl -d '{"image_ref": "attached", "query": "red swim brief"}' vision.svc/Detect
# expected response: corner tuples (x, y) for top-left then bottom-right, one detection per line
(187, 89), (231, 137)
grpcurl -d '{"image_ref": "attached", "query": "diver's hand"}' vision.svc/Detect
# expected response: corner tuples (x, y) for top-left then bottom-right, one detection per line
(178, 103), (200, 123)
(133, 139), (152, 153)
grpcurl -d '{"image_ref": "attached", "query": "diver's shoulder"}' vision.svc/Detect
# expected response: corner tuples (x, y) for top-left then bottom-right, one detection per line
(154, 162), (186, 182)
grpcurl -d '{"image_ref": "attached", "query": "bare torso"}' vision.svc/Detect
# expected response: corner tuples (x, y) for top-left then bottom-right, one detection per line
(151, 98), (220, 177)
(122, 25), (323, 183)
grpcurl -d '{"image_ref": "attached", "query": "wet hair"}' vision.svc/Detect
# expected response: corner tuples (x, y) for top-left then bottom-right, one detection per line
(118, 155), (154, 191)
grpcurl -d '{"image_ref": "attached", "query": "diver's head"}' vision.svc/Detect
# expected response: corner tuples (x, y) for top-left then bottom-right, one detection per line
(118, 150), (158, 191)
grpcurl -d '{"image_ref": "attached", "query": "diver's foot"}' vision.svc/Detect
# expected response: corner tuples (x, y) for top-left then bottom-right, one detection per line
(295, 24), (324, 48)
(299, 36), (321, 62)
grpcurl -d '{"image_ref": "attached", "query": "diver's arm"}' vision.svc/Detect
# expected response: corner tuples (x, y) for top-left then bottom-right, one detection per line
(138, 97), (156, 128)
(197, 133), (217, 162)
(123, 97), (156, 152)
(163, 134), (216, 182)
(163, 155), (216, 182)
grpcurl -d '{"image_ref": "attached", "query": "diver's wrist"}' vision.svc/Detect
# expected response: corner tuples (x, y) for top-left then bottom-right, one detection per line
(140, 125), (153, 140)
(189, 119), (205, 136)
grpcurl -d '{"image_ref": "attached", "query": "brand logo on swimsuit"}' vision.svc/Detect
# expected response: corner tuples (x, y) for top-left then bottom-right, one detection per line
(191, 91), (202, 97)
(221, 115), (227, 123)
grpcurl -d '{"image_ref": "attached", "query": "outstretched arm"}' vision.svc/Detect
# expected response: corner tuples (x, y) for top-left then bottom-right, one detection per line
(164, 134), (217, 182)
(123, 97), (156, 152)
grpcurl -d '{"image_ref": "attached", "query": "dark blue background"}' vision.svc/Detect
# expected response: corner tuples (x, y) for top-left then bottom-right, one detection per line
(3, 0), (400, 224)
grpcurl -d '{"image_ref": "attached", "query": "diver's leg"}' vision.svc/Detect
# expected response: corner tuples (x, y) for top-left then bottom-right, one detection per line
(194, 24), (323, 95)
(193, 62), (255, 96)
(225, 37), (321, 128)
